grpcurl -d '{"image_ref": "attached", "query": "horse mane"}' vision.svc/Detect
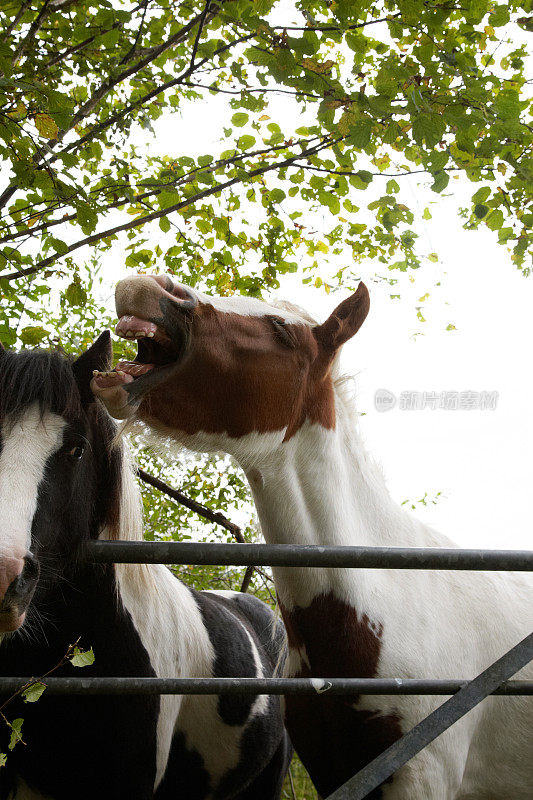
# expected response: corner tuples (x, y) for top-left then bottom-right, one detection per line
(0, 348), (82, 421)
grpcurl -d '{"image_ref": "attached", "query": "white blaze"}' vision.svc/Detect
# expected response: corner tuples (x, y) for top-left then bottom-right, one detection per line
(0, 406), (66, 558)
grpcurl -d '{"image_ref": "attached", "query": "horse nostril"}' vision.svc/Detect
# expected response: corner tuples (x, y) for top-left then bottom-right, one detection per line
(171, 283), (197, 309)
(0, 553), (39, 612)
(23, 552), (40, 583)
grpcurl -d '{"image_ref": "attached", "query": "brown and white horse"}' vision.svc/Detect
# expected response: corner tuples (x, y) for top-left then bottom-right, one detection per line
(92, 275), (533, 799)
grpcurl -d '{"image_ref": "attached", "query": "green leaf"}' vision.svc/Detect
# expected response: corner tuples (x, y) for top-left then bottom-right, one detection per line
(486, 209), (504, 231)
(159, 216), (171, 232)
(70, 646), (95, 668)
(8, 719), (23, 751)
(239, 135), (255, 149)
(412, 114), (445, 149)
(0, 752), (6, 768)
(431, 172), (449, 193)
(20, 326), (48, 345)
(231, 112), (248, 127)
(346, 119), (372, 149)
(49, 237), (69, 255)
(386, 179), (400, 194)
(64, 279), (87, 307)
(269, 188), (285, 204)
(22, 682), (46, 703)
(488, 4), (510, 26)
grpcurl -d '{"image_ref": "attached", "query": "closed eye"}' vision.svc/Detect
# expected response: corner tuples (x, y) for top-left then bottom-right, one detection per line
(267, 316), (296, 348)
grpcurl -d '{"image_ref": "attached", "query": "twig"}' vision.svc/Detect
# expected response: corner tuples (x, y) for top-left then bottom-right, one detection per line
(189, 0), (212, 71)
(239, 566), (255, 593)
(0, 638), (81, 716)
(288, 764), (297, 800)
(269, 14), (400, 32)
(119, 0), (151, 66)
(137, 468), (243, 540)
(136, 468), (257, 594)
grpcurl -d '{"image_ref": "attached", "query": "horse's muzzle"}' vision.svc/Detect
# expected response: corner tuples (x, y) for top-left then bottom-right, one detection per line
(0, 552), (39, 632)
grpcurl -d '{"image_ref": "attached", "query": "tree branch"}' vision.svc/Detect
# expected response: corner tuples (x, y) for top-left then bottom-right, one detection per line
(0, 7), (226, 211)
(0, 0), (34, 44)
(2, 137), (337, 280)
(51, 32), (256, 164)
(137, 467), (243, 541)
(182, 80), (321, 100)
(137, 468), (256, 594)
(10, 0), (51, 68)
(0, 136), (321, 242)
(119, 0), (151, 66)
(269, 13), (400, 32)
(189, 0), (212, 71)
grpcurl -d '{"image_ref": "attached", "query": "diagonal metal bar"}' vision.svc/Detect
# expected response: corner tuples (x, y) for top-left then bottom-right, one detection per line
(326, 631), (533, 800)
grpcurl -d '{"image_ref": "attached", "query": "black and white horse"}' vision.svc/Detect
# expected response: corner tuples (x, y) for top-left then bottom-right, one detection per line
(0, 333), (291, 800)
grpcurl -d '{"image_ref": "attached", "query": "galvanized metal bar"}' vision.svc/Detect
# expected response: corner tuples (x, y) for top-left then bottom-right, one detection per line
(0, 677), (532, 696)
(85, 541), (533, 570)
(326, 631), (533, 800)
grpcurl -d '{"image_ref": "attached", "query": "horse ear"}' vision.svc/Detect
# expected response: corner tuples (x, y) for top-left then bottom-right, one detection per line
(313, 282), (370, 355)
(73, 331), (113, 403)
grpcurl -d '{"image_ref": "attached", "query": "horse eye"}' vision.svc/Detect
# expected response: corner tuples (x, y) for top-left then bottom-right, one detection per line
(269, 317), (295, 348)
(67, 445), (85, 460)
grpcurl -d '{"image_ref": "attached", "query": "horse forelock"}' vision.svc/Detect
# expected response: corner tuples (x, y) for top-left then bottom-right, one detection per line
(0, 348), (82, 423)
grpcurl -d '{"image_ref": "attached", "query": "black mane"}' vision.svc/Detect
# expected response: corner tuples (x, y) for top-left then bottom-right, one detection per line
(0, 348), (82, 422)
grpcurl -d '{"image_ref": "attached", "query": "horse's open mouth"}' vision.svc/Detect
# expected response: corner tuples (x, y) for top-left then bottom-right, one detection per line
(113, 314), (183, 381)
(91, 312), (190, 406)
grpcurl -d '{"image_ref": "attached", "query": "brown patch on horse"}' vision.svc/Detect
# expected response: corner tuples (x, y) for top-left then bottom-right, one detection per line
(279, 593), (402, 798)
(136, 306), (337, 440)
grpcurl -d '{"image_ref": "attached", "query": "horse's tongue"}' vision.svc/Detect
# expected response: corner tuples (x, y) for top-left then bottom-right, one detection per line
(115, 315), (157, 339)
(115, 360), (155, 377)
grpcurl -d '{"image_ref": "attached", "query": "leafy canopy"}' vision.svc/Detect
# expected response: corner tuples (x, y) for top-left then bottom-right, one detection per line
(0, 0), (531, 353)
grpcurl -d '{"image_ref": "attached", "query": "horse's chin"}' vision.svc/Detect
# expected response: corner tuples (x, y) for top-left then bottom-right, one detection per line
(0, 609), (26, 633)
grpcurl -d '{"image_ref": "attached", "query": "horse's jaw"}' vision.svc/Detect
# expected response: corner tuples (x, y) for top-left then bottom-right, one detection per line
(90, 370), (140, 420)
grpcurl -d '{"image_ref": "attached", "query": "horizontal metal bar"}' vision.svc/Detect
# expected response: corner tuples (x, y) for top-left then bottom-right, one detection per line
(0, 677), (532, 696)
(327, 631), (533, 800)
(85, 541), (533, 570)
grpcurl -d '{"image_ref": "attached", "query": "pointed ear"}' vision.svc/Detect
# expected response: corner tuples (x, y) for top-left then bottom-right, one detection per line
(73, 330), (113, 404)
(313, 282), (370, 355)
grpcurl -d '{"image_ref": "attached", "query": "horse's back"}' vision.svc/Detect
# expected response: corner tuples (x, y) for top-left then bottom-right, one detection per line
(154, 585), (290, 800)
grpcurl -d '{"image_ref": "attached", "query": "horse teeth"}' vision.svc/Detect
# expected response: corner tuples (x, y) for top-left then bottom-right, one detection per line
(125, 330), (135, 338)
(135, 331), (146, 338)
(147, 332), (155, 338)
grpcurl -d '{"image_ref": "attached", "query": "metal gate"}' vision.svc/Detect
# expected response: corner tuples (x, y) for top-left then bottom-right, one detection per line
(1, 539), (531, 799)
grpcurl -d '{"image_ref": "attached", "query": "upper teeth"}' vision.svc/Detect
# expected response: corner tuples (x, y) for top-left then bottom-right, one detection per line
(125, 330), (150, 339)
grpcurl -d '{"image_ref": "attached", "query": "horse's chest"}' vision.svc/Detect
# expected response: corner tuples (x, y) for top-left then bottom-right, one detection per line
(281, 591), (403, 798)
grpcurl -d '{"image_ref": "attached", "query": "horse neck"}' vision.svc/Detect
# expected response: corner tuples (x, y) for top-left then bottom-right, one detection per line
(244, 389), (447, 612)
